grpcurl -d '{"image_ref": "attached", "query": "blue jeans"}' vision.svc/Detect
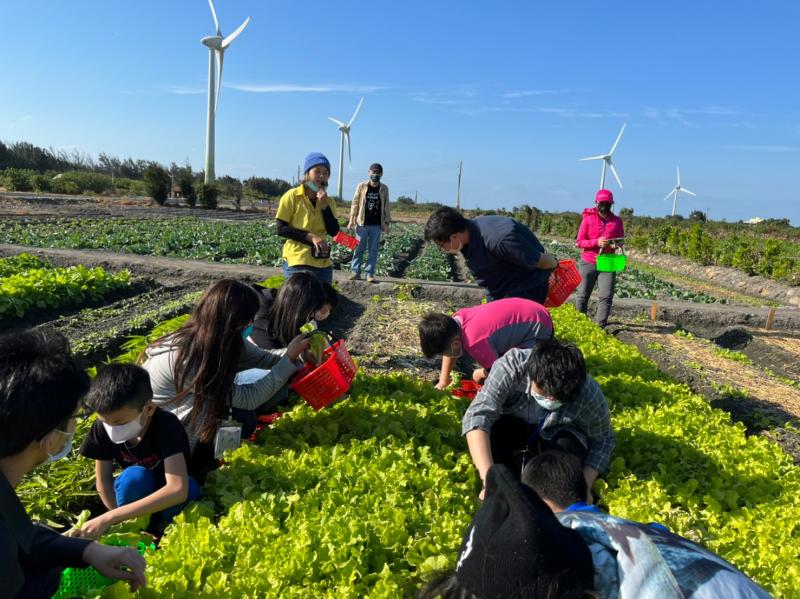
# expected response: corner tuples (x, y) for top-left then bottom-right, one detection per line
(114, 466), (202, 523)
(351, 225), (382, 277)
(283, 262), (333, 284)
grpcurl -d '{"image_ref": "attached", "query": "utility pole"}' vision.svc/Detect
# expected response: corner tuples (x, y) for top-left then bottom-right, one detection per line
(297, 164), (301, 185)
(456, 161), (462, 211)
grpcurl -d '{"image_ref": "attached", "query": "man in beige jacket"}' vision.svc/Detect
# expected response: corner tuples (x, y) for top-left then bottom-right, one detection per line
(348, 163), (391, 282)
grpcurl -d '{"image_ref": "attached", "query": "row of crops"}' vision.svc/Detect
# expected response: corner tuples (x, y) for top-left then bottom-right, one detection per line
(0, 253), (130, 319)
(544, 240), (729, 304)
(17, 300), (800, 597)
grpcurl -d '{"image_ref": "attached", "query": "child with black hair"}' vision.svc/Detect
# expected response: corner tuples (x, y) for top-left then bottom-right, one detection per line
(0, 329), (147, 597)
(74, 364), (200, 539)
(462, 338), (615, 499)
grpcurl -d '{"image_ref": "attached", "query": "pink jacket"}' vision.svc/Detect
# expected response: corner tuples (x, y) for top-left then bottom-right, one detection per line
(575, 208), (625, 264)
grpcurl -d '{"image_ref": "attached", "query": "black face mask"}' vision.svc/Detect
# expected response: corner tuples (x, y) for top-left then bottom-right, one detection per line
(597, 203), (611, 214)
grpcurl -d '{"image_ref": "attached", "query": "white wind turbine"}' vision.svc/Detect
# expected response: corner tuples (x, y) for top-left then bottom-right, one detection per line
(328, 97), (364, 199)
(664, 166), (696, 216)
(201, 0), (251, 183)
(579, 124), (626, 189)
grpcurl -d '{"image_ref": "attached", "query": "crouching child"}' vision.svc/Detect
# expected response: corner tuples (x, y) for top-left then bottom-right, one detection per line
(462, 338), (615, 499)
(74, 364), (201, 539)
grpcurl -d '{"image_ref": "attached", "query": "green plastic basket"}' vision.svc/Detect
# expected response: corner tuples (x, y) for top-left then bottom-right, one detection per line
(53, 540), (154, 599)
(596, 252), (626, 272)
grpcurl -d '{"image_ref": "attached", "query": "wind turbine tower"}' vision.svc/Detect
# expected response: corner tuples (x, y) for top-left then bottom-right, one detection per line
(201, 0), (250, 183)
(328, 98), (364, 199)
(579, 124), (626, 189)
(664, 167), (696, 216)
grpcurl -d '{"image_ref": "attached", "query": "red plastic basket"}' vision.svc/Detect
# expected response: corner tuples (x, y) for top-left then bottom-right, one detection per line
(333, 231), (359, 250)
(290, 340), (358, 410)
(452, 380), (482, 400)
(544, 259), (582, 308)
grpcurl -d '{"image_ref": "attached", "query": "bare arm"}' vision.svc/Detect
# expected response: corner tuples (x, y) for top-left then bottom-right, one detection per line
(466, 429), (494, 499)
(95, 460), (117, 511)
(435, 355), (457, 390)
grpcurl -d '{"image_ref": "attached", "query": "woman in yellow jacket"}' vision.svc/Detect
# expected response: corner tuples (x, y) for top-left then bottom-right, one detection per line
(275, 152), (340, 284)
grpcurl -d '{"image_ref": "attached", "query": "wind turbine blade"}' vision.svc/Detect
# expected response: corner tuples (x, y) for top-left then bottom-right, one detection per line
(214, 49), (224, 112)
(579, 155), (606, 161)
(328, 117), (345, 127)
(682, 188), (696, 196)
(207, 0), (220, 35)
(346, 132), (352, 166)
(222, 16), (251, 48)
(663, 190), (674, 201)
(347, 97), (364, 128)
(609, 161), (623, 188)
(676, 166), (681, 186)
(609, 123), (626, 155)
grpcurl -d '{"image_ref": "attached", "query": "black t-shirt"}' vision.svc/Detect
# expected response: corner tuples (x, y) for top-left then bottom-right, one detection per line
(249, 284), (281, 350)
(80, 408), (191, 486)
(363, 185), (382, 226)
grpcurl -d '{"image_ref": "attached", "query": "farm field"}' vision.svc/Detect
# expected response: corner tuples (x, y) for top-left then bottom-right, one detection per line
(1, 198), (799, 598)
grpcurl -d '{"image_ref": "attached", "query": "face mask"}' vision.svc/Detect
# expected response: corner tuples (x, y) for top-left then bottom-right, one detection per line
(597, 203), (611, 214)
(445, 237), (463, 255)
(45, 430), (75, 463)
(532, 391), (563, 411)
(369, 174), (381, 183)
(306, 181), (320, 193)
(242, 324), (254, 340)
(102, 412), (145, 444)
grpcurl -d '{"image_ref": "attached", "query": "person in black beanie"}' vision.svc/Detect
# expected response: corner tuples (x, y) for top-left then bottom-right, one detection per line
(418, 464), (594, 599)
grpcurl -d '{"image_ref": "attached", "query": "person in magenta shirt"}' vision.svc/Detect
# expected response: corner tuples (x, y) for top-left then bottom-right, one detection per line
(574, 189), (625, 328)
(418, 297), (553, 389)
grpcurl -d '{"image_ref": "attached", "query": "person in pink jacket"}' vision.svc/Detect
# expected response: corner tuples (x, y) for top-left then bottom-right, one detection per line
(574, 189), (625, 328)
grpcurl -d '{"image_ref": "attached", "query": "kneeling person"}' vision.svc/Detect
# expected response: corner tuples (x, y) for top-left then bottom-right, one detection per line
(76, 364), (201, 539)
(419, 297), (553, 390)
(463, 338), (614, 498)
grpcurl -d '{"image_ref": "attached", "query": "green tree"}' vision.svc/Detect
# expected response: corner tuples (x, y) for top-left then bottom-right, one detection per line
(142, 164), (171, 205)
(176, 168), (197, 208)
(197, 182), (219, 209)
(689, 210), (707, 222)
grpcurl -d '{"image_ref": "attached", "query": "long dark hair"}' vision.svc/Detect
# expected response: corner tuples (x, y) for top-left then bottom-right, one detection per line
(268, 272), (326, 346)
(152, 279), (258, 443)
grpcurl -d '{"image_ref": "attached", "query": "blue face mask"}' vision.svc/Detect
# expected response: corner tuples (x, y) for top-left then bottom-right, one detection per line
(44, 430), (74, 463)
(532, 391), (563, 411)
(306, 181), (320, 193)
(242, 325), (254, 340)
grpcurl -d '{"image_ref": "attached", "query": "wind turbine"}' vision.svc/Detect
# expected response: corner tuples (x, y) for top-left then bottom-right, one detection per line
(201, 0), (250, 183)
(664, 167), (696, 216)
(579, 124), (626, 189)
(328, 97), (364, 199)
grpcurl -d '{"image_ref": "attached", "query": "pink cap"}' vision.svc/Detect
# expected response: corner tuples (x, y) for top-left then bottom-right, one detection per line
(595, 189), (614, 204)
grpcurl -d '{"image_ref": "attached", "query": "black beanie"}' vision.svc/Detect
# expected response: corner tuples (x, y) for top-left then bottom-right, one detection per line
(454, 465), (594, 598)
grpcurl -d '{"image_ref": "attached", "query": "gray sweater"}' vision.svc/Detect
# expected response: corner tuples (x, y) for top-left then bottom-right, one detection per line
(142, 336), (300, 451)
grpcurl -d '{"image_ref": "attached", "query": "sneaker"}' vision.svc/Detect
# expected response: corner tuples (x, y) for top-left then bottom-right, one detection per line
(366, 275), (376, 283)
(349, 273), (361, 281)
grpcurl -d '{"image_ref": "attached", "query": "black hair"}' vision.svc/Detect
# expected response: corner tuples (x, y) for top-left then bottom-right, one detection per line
(86, 364), (153, 414)
(424, 207), (468, 242)
(521, 451), (588, 510)
(268, 272), (326, 346)
(526, 338), (587, 403)
(0, 328), (90, 457)
(418, 313), (460, 358)
(323, 283), (339, 308)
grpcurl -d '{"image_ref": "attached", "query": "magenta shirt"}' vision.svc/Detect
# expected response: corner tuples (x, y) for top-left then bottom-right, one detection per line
(453, 298), (553, 370)
(575, 208), (625, 264)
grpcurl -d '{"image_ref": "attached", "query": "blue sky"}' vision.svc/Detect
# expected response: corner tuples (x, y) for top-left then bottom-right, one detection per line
(1, 1), (798, 223)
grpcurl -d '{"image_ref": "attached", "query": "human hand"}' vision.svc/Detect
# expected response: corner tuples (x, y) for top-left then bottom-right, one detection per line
(471, 368), (487, 384)
(434, 376), (452, 391)
(598, 237), (609, 248)
(82, 542), (147, 592)
(307, 234), (329, 257)
(287, 334), (312, 362)
(73, 514), (113, 540)
(347, 221), (355, 230)
(317, 188), (329, 208)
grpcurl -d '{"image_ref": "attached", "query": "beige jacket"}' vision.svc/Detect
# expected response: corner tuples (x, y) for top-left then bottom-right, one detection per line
(349, 181), (391, 231)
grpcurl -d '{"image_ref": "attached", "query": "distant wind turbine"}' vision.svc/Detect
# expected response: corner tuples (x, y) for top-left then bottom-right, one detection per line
(664, 167), (696, 216)
(201, 0), (250, 183)
(328, 97), (364, 199)
(579, 124), (626, 189)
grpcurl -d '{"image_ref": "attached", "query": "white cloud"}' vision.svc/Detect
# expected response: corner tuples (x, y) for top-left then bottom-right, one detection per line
(502, 89), (569, 99)
(539, 107), (629, 119)
(7, 114), (33, 129)
(165, 85), (206, 95)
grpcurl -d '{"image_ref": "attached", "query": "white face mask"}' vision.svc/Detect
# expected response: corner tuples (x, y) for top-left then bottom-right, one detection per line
(532, 391), (563, 411)
(44, 430), (75, 463)
(102, 411), (145, 444)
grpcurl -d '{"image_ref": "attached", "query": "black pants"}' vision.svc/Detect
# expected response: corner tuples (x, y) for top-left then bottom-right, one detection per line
(490, 415), (587, 478)
(490, 281), (549, 305)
